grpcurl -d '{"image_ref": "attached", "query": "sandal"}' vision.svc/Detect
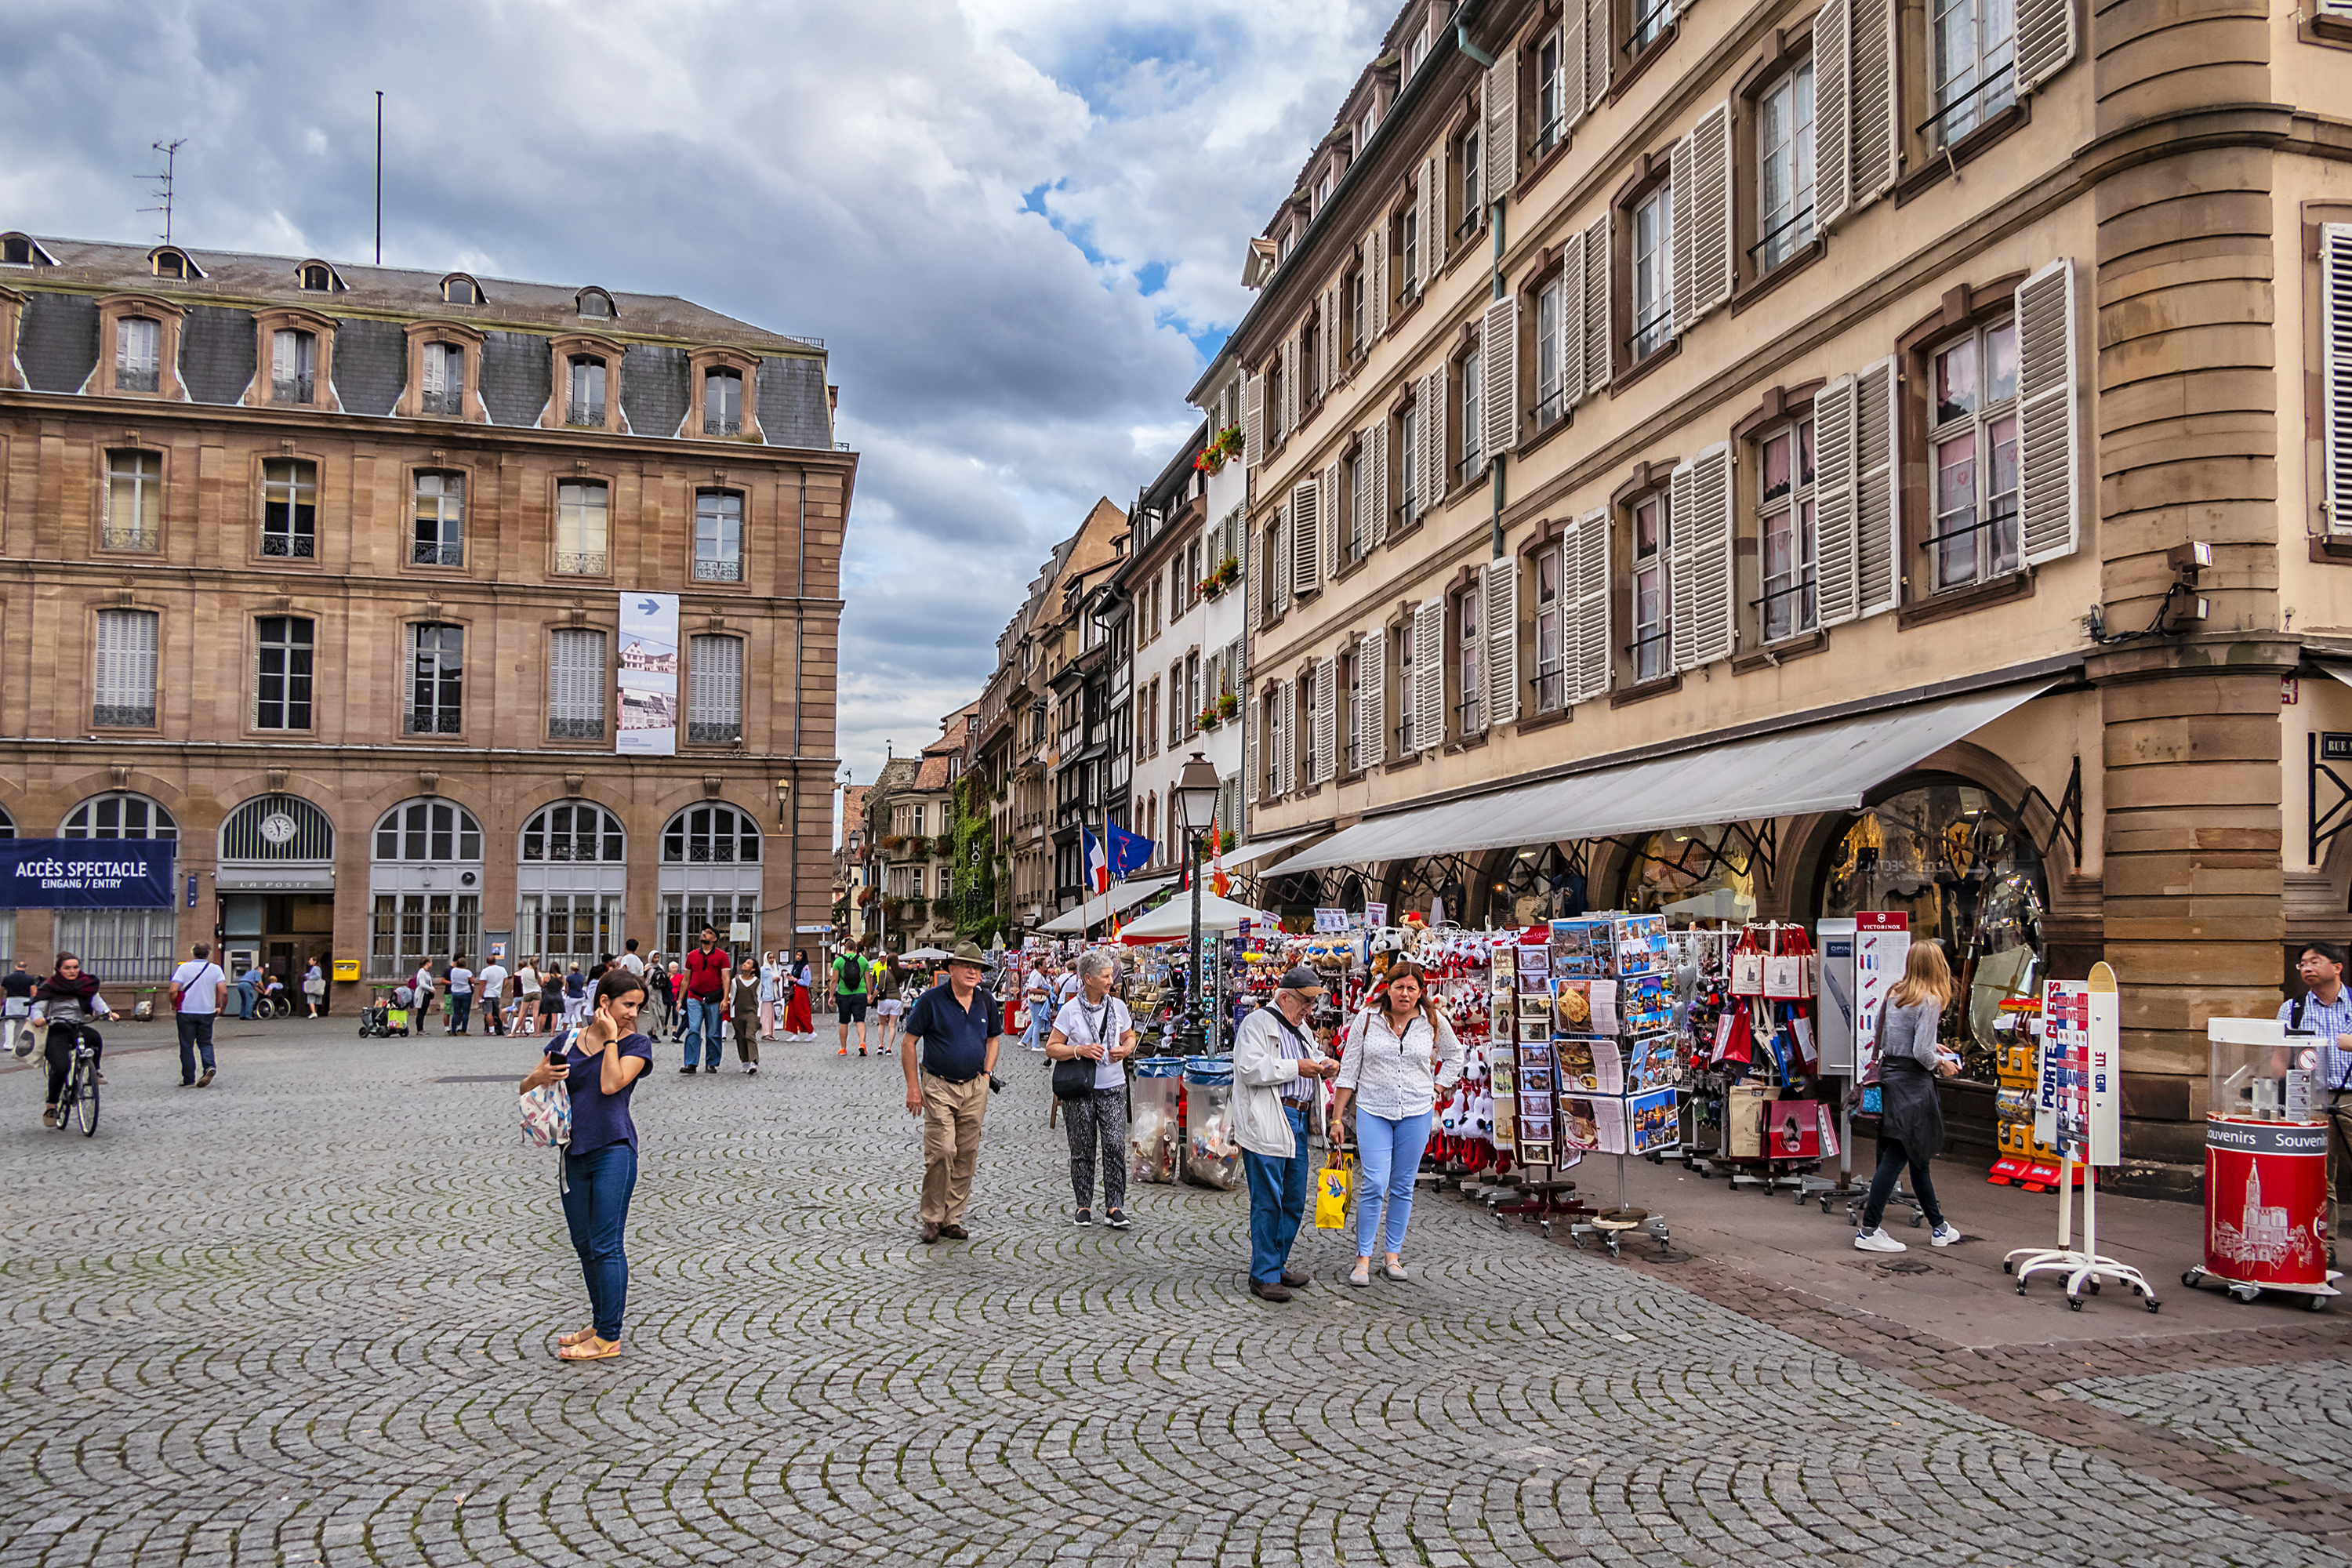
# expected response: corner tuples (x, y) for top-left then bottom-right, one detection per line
(556, 1327), (600, 1348)
(557, 1336), (622, 1361)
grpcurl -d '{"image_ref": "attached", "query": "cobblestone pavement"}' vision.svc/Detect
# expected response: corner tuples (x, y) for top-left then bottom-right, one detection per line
(2, 1023), (2347, 1568)
(2063, 1363), (2352, 1490)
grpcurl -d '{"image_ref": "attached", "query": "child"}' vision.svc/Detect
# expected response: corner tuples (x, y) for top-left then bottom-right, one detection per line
(729, 959), (762, 1074)
(874, 968), (906, 1055)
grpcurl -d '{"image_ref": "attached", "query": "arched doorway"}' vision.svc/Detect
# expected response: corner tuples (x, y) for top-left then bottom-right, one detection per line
(517, 802), (627, 969)
(658, 802), (761, 958)
(56, 792), (179, 983)
(217, 795), (336, 988)
(368, 798), (484, 978)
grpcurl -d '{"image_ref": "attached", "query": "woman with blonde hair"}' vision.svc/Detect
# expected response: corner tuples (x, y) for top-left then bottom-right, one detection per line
(1856, 939), (1962, 1253)
(1330, 959), (1462, 1287)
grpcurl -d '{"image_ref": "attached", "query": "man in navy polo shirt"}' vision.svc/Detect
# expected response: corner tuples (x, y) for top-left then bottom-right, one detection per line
(900, 941), (1001, 1243)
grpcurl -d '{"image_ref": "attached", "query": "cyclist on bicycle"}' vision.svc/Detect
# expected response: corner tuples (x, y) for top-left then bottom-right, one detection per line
(30, 953), (112, 1129)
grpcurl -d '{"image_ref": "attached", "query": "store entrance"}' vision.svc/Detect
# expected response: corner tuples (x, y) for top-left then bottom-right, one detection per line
(220, 893), (336, 989)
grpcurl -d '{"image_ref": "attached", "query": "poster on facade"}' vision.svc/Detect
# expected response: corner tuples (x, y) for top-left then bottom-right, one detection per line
(4, 839), (174, 908)
(617, 592), (681, 757)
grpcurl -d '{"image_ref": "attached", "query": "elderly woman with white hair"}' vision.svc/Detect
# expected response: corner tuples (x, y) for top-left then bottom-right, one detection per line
(1044, 949), (1138, 1228)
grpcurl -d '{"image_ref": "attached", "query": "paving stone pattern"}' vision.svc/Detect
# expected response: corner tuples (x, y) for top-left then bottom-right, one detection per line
(1, 1025), (2345, 1568)
(2064, 1363), (2352, 1490)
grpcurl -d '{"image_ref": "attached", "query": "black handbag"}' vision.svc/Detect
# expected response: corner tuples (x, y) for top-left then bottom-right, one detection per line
(1051, 1000), (1112, 1101)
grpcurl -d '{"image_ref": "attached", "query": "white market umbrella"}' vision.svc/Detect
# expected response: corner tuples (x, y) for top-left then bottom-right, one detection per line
(898, 946), (954, 961)
(1116, 892), (1277, 944)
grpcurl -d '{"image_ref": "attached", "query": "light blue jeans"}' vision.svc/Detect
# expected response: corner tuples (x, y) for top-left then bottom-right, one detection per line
(684, 996), (722, 1068)
(1354, 1109), (1434, 1258)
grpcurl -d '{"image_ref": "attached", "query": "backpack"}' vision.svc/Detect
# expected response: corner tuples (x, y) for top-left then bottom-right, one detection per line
(840, 953), (867, 992)
(520, 1027), (579, 1149)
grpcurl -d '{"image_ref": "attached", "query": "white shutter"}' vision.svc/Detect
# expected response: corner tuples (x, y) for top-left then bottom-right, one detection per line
(1813, 374), (1860, 627)
(1367, 226), (1389, 340)
(1688, 102), (1733, 320)
(1366, 629), (1388, 766)
(1247, 513), (1264, 632)
(2325, 224), (2352, 535)
(1278, 680), (1297, 796)
(96, 607), (158, 722)
(1850, 0), (1899, 209)
(1487, 555), (1519, 727)
(1423, 368), (1448, 506)
(1561, 228), (1588, 408)
(1323, 460), (1345, 579)
(1486, 48), (1518, 205)
(1369, 420), (1391, 548)
(1584, 0), (1611, 116)
(2016, 0), (2077, 91)
(1483, 294), (1520, 457)
(1413, 597), (1444, 751)
(1291, 478), (1320, 595)
(1243, 371), (1263, 470)
(1670, 132), (1696, 336)
(1314, 655), (1338, 783)
(1562, 4), (1589, 138)
(1854, 357), (1901, 616)
(1583, 215), (1610, 399)
(1423, 156), (1445, 278)
(2016, 259), (2081, 565)
(550, 627), (606, 735)
(1668, 444), (1735, 670)
(1245, 685), (1261, 804)
(1571, 508), (1612, 704)
(1813, 0), (1851, 230)
(1326, 286), (1341, 393)
(1280, 336), (1298, 441)
(1350, 636), (1370, 771)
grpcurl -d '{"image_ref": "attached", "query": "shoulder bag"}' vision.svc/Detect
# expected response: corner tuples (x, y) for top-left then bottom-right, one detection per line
(1052, 1000), (1112, 1101)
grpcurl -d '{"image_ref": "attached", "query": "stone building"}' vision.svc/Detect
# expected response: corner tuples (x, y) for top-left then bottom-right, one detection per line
(0, 234), (851, 995)
(859, 706), (978, 952)
(1217, 0), (2352, 1178)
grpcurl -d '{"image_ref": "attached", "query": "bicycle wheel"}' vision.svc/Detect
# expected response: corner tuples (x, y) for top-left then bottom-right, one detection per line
(76, 1061), (99, 1136)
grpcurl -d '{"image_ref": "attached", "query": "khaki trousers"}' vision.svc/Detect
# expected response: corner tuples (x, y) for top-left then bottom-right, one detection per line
(920, 1071), (991, 1226)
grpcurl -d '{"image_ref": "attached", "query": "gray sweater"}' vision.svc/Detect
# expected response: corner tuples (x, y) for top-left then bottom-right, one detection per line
(1877, 998), (1945, 1069)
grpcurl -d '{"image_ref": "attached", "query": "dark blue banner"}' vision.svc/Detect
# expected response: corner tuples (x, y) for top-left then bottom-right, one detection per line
(2, 839), (176, 909)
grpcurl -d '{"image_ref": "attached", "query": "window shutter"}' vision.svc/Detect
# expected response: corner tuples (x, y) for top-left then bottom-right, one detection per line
(1671, 132), (1697, 336)
(1315, 655), (1338, 783)
(1323, 286), (1341, 391)
(1365, 628), (1388, 766)
(2326, 224), (2352, 535)
(1367, 227), (1389, 339)
(1668, 444), (1735, 670)
(1291, 478), (1320, 595)
(2016, 259), (2081, 565)
(1482, 295), (1520, 457)
(1584, 0), (1611, 116)
(1812, 374), (1860, 626)
(1561, 228), (1588, 408)
(1688, 102), (1733, 320)
(1855, 356), (1902, 615)
(1323, 460), (1344, 579)
(1423, 156), (1445, 278)
(2016, 0), (2077, 91)
(1243, 371), (1263, 470)
(1423, 368), (1447, 506)
(1413, 597), (1444, 751)
(1247, 514), (1264, 632)
(1486, 49), (1518, 205)
(1571, 508), (1612, 704)
(1279, 680), (1297, 796)
(1280, 336), (1298, 438)
(1583, 215), (1610, 399)
(1814, 0), (1853, 230)
(1486, 555), (1519, 727)
(1369, 420), (1391, 548)
(1850, 0), (1899, 209)
(1245, 685), (1261, 804)
(1563, 4), (1589, 138)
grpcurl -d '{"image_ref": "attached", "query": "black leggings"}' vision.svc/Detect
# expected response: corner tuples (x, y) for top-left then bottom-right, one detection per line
(45, 1023), (102, 1106)
(1860, 1134), (1944, 1231)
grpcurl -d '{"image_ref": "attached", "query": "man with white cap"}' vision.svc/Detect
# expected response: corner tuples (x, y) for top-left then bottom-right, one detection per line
(1231, 964), (1338, 1301)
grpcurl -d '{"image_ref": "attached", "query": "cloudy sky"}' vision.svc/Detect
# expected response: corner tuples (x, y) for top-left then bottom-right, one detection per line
(0, 0), (1390, 789)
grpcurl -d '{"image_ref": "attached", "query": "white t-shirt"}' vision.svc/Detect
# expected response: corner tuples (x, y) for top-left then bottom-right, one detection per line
(477, 964), (509, 1001)
(1054, 994), (1134, 1091)
(170, 959), (225, 1014)
(448, 965), (474, 996)
(1056, 971), (1082, 1004)
(516, 966), (540, 1000)
(619, 953), (646, 977)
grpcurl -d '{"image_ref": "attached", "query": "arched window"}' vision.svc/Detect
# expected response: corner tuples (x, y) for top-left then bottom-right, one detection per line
(519, 804), (626, 964)
(56, 793), (178, 982)
(220, 795), (334, 862)
(441, 274), (483, 306)
(420, 342), (465, 415)
(63, 792), (177, 840)
(576, 286), (615, 320)
(662, 804), (759, 864)
(565, 356), (607, 426)
(373, 800), (482, 862)
(658, 803), (761, 958)
(369, 799), (484, 978)
(298, 261), (341, 292)
(522, 803), (625, 862)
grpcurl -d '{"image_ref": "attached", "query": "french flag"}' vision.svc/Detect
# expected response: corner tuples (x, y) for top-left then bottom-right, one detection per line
(1082, 827), (1112, 894)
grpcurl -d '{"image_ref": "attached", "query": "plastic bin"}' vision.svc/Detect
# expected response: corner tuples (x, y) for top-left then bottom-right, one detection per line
(1181, 1056), (1241, 1191)
(1129, 1056), (1185, 1185)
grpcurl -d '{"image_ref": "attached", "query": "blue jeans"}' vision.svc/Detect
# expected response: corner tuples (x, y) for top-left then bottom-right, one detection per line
(561, 1143), (639, 1341)
(684, 996), (721, 1067)
(234, 983), (258, 1019)
(1354, 1109), (1434, 1258)
(1243, 1103), (1313, 1285)
(174, 1013), (216, 1082)
(449, 994), (473, 1033)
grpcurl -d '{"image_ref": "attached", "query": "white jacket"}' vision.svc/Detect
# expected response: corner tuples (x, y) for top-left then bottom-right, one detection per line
(1232, 1004), (1328, 1159)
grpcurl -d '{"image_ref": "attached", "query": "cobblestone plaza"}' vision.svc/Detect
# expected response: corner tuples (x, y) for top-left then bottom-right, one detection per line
(5, 1023), (2350, 1567)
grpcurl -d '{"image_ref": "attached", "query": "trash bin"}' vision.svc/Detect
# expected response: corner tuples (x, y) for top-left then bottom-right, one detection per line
(2190, 1016), (2342, 1306)
(1182, 1056), (1241, 1191)
(1129, 1056), (1184, 1185)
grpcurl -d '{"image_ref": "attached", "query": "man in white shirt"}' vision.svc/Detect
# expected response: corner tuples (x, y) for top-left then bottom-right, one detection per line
(168, 942), (226, 1088)
(477, 956), (510, 1036)
(619, 939), (647, 978)
(1232, 966), (1338, 1301)
(445, 956), (475, 1036)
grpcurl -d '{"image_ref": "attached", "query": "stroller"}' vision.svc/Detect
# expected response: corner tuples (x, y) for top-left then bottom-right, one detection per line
(386, 985), (416, 1036)
(358, 997), (392, 1037)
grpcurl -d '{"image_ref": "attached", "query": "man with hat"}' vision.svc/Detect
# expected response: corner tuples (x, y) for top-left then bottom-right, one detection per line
(1232, 965), (1340, 1301)
(899, 941), (1002, 1243)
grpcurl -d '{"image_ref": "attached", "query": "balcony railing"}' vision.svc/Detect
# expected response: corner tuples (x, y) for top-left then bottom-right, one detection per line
(554, 550), (608, 575)
(93, 702), (154, 728)
(263, 532), (317, 559)
(404, 710), (463, 735)
(101, 524), (159, 552)
(693, 557), (744, 582)
(702, 417), (742, 437)
(117, 367), (158, 393)
(566, 402), (604, 428)
(273, 375), (314, 405)
(549, 716), (605, 740)
(412, 540), (463, 566)
(688, 719), (742, 745)
(421, 390), (462, 416)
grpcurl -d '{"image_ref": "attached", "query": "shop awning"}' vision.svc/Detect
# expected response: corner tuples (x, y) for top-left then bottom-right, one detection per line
(1265, 680), (2056, 875)
(1221, 831), (1318, 870)
(1034, 874), (1178, 933)
(1116, 892), (1279, 943)
(2323, 664), (2352, 695)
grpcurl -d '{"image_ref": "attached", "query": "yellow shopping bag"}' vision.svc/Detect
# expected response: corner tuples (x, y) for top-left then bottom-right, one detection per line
(1314, 1155), (1353, 1230)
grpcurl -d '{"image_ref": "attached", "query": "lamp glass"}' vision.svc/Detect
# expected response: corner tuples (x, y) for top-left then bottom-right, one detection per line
(1174, 753), (1220, 835)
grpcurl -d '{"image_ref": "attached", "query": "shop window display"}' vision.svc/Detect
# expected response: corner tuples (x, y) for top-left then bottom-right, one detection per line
(1495, 844), (1583, 926)
(1621, 829), (1759, 923)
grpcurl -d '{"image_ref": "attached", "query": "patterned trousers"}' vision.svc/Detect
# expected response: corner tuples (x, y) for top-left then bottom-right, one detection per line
(1063, 1085), (1127, 1212)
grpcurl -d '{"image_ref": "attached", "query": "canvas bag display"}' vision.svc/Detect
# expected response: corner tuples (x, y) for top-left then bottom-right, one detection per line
(1729, 930), (1765, 996)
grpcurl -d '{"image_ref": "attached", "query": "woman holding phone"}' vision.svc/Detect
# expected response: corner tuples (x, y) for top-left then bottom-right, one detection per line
(1854, 941), (1964, 1254)
(519, 969), (653, 1362)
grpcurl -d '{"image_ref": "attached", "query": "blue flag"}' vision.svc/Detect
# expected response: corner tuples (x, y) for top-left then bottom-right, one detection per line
(1106, 822), (1154, 880)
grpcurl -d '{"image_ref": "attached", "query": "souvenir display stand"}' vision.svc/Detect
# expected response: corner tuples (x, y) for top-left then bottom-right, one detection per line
(2180, 1014), (2341, 1308)
(1694, 921), (1834, 1199)
(1544, 913), (1682, 1254)
(2003, 965), (2161, 1312)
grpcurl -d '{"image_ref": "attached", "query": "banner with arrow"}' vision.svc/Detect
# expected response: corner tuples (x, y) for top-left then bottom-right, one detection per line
(618, 591), (681, 757)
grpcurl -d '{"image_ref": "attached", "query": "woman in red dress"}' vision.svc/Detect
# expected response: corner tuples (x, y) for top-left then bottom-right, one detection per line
(783, 947), (815, 1038)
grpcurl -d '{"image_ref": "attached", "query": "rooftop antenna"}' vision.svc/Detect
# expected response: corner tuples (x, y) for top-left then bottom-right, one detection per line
(141, 139), (187, 243)
(374, 91), (383, 264)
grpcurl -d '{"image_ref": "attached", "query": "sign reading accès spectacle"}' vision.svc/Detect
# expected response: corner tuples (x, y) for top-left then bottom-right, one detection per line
(3, 839), (175, 909)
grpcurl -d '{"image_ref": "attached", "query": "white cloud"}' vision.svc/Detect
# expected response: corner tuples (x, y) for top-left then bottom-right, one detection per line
(0, 0), (1390, 782)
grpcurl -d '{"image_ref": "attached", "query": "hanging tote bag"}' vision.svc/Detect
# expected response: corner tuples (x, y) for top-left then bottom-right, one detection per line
(1314, 1152), (1354, 1229)
(520, 1027), (579, 1149)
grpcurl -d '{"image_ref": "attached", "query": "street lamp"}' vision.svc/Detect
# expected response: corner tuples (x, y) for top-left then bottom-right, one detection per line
(1171, 750), (1221, 1054)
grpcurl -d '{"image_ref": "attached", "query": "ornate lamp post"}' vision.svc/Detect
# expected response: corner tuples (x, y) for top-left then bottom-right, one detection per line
(1171, 750), (1221, 1054)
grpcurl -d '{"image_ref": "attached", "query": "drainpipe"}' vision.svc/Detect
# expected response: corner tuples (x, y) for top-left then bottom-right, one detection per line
(1459, 19), (1508, 561)
(1456, 23), (1495, 66)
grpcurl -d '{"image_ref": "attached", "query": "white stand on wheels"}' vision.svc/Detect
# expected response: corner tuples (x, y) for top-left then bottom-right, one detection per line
(2001, 964), (2159, 1312)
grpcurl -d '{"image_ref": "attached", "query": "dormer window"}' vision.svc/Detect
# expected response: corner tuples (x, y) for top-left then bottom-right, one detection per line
(567, 356), (607, 426)
(2, 233), (55, 267)
(577, 287), (615, 320)
(703, 368), (742, 436)
(116, 318), (161, 393)
(421, 342), (464, 415)
(271, 328), (318, 403)
(147, 246), (201, 279)
(297, 260), (343, 292)
(441, 274), (481, 306)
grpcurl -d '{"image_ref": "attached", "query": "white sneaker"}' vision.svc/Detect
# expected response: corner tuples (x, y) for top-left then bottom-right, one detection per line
(1854, 1228), (1907, 1253)
(1929, 1222), (1962, 1247)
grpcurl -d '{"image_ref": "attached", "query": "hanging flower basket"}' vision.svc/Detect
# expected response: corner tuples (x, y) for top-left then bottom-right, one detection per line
(1214, 555), (1240, 589)
(1192, 424), (1245, 475)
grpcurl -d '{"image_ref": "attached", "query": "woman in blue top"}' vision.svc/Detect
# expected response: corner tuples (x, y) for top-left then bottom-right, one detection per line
(519, 968), (652, 1362)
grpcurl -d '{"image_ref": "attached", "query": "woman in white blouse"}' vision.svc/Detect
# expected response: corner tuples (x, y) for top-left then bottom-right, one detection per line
(1330, 960), (1462, 1287)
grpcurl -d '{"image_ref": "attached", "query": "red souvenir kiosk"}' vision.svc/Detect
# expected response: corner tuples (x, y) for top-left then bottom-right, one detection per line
(2182, 1015), (2341, 1308)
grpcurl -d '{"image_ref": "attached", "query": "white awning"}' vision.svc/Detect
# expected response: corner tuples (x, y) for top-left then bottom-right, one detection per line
(2324, 664), (2352, 694)
(1035, 874), (1178, 934)
(1221, 831), (1318, 870)
(1265, 681), (2056, 875)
